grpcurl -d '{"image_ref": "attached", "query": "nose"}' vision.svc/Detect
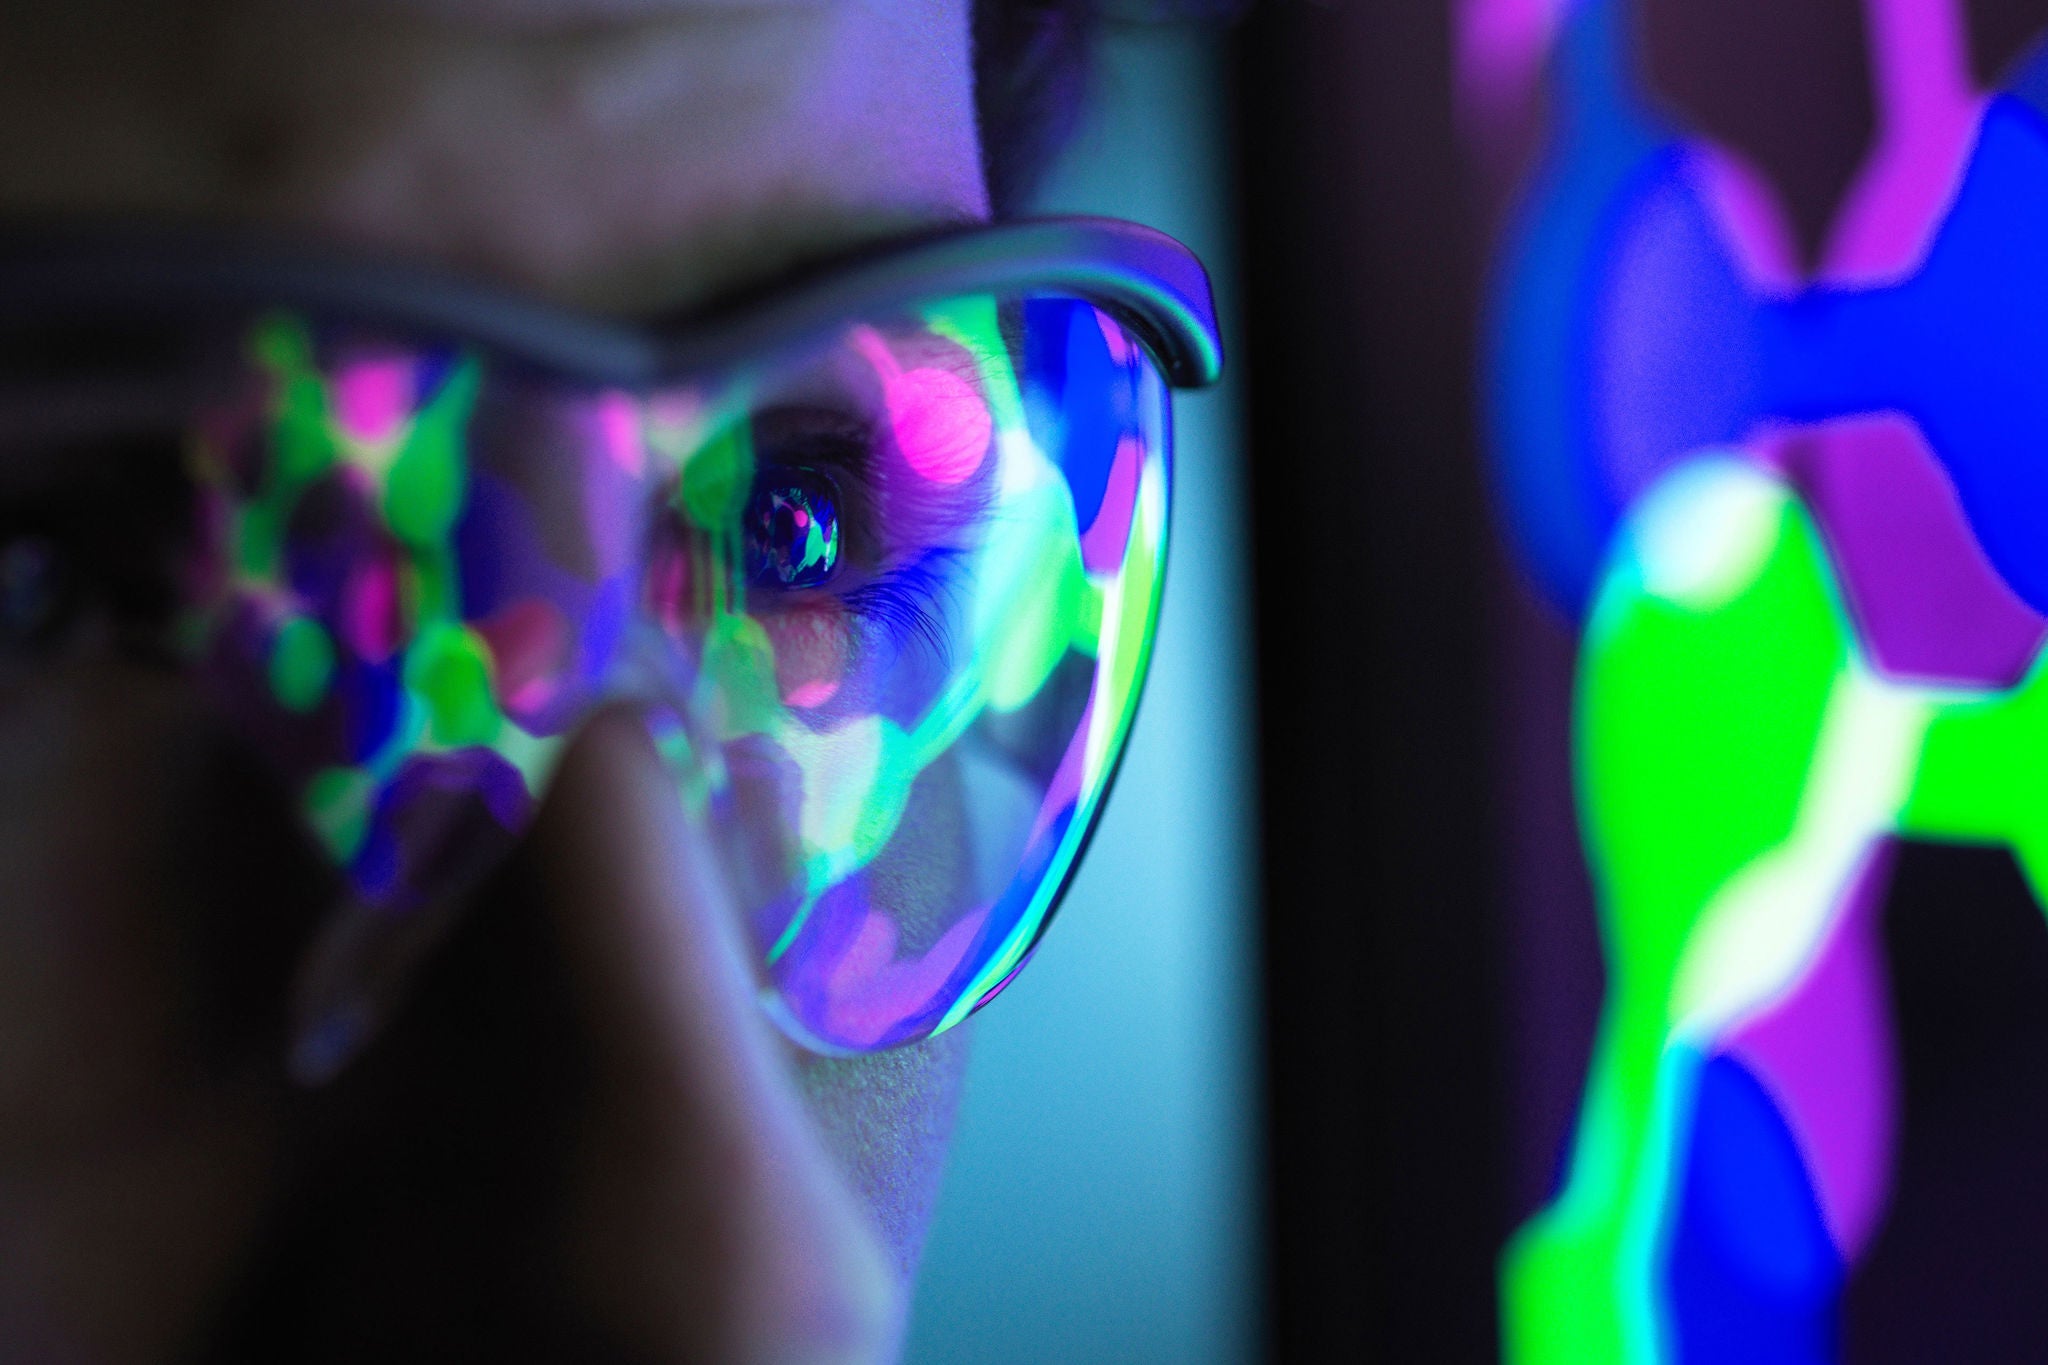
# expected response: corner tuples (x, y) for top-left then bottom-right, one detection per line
(506, 707), (901, 1364)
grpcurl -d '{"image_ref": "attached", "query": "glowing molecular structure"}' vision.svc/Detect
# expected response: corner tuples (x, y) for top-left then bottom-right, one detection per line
(1463, 0), (2048, 1357)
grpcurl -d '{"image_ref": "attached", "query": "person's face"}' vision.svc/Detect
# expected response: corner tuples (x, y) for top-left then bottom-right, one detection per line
(0, 3), (989, 1361)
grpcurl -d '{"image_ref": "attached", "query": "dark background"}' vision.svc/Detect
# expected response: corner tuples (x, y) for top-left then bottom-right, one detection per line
(1234, 3), (1505, 1358)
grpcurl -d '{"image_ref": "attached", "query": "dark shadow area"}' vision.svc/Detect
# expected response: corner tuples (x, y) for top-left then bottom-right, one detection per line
(1494, 566), (1604, 1228)
(1846, 841), (2048, 1362)
(1234, 1), (1507, 1358)
(1968, 0), (2048, 83)
(1640, 0), (1872, 267)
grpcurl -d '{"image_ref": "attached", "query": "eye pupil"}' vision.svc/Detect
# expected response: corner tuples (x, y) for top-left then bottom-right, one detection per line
(745, 477), (840, 590)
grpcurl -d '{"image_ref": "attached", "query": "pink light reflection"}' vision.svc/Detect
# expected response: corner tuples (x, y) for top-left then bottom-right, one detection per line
(475, 597), (570, 719)
(1455, 0), (1572, 135)
(333, 357), (413, 446)
(1822, 0), (1984, 286)
(852, 327), (992, 487)
(341, 558), (403, 662)
(594, 390), (645, 477)
(1078, 436), (1143, 574)
(814, 905), (991, 1050)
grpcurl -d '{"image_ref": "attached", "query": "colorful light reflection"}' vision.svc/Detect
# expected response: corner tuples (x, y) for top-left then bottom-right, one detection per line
(186, 291), (1170, 1057)
(1465, 0), (2048, 1357)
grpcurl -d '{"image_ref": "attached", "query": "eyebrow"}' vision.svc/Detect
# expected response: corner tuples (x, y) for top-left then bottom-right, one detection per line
(569, 202), (988, 322)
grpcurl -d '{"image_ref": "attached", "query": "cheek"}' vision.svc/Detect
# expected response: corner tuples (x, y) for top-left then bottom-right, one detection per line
(0, 665), (321, 1150)
(795, 1024), (972, 1280)
(0, 670), (204, 1144)
(763, 601), (854, 711)
(0, 668), (322, 1359)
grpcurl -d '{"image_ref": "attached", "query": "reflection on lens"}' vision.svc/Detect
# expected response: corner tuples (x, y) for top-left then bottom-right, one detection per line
(186, 291), (1171, 1052)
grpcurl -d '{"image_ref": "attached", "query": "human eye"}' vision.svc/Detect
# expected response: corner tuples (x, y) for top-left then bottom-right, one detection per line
(742, 468), (842, 591)
(0, 438), (196, 667)
(743, 395), (986, 665)
(743, 407), (860, 597)
(0, 529), (78, 655)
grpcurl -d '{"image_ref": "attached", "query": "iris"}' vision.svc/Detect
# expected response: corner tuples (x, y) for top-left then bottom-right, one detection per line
(744, 473), (840, 590)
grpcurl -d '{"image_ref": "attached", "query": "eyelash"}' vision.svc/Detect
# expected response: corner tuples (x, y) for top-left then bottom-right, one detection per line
(748, 410), (974, 661)
(837, 549), (964, 660)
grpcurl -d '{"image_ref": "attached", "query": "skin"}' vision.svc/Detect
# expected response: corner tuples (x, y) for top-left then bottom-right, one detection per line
(0, 1), (989, 1361)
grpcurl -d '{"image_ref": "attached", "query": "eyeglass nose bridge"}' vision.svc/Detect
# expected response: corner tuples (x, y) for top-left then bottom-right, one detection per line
(200, 580), (740, 918)
(176, 332), (742, 916)
(203, 528), (749, 1084)
(162, 277), (1181, 1068)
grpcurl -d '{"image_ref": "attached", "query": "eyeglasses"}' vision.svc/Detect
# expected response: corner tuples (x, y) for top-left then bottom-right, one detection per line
(0, 217), (1221, 1058)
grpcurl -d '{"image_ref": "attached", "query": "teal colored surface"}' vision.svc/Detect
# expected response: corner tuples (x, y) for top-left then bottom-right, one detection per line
(902, 25), (1261, 1365)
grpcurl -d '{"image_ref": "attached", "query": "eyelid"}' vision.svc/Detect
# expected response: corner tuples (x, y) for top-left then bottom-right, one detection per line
(742, 393), (985, 663)
(746, 347), (1003, 573)
(750, 404), (874, 459)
